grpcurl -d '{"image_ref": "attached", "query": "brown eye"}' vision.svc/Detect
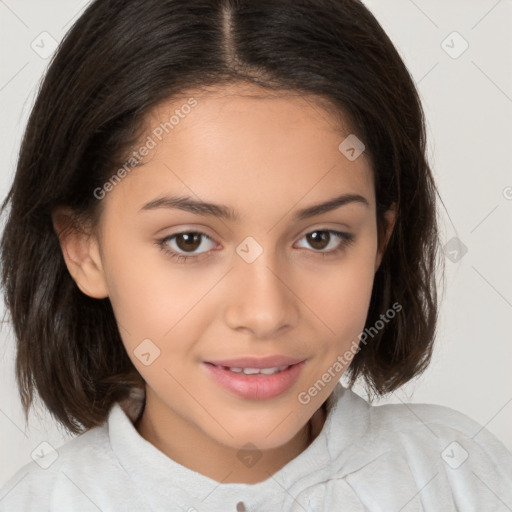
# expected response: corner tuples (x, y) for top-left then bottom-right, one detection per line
(296, 229), (355, 254)
(174, 233), (202, 252)
(160, 231), (216, 257)
(306, 231), (331, 250)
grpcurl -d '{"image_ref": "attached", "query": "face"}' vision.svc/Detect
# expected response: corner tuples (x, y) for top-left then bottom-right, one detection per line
(61, 83), (394, 454)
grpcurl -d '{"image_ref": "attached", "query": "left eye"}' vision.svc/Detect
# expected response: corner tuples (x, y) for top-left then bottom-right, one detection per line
(295, 229), (354, 252)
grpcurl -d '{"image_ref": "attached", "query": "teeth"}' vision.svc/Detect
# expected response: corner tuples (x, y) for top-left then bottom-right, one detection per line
(243, 367), (261, 375)
(259, 366), (288, 375)
(220, 365), (290, 375)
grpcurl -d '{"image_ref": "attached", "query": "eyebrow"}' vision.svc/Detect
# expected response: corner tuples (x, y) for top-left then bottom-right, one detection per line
(139, 193), (369, 222)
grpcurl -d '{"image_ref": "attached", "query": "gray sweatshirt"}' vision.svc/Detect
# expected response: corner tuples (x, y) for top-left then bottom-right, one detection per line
(1, 382), (511, 511)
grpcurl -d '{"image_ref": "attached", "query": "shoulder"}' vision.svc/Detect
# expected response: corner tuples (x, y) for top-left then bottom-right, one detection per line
(370, 399), (511, 465)
(0, 420), (122, 511)
(340, 393), (512, 509)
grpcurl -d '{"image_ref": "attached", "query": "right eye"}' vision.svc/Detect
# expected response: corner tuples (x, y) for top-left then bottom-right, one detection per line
(157, 231), (218, 263)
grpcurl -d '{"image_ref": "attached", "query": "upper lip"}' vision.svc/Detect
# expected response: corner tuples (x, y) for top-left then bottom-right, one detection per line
(205, 355), (306, 368)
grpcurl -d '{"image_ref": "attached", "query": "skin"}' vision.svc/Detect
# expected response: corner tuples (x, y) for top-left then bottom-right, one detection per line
(53, 82), (396, 484)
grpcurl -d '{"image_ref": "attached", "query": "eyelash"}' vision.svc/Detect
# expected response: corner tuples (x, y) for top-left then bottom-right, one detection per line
(156, 229), (355, 264)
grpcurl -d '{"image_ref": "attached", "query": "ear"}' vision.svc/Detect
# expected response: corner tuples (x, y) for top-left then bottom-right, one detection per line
(52, 207), (109, 299)
(375, 203), (397, 272)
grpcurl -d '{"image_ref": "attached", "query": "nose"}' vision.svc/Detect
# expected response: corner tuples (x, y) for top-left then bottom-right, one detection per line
(223, 249), (300, 339)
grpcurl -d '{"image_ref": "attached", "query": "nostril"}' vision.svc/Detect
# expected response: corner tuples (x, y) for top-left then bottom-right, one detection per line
(236, 501), (246, 512)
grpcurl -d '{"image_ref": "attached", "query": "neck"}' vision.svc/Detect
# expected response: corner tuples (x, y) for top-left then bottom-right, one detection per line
(134, 392), (327, 484)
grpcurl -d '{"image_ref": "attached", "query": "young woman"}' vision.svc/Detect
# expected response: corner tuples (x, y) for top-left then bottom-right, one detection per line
(1, 0), (511, 510)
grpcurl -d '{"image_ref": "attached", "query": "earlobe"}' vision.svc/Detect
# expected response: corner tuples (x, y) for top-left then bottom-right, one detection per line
(375, 204), (397, 272)
(52, 207), (109, 299)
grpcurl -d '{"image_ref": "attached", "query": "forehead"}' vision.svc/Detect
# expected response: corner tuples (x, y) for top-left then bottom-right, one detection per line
(107, 84), (375, 220)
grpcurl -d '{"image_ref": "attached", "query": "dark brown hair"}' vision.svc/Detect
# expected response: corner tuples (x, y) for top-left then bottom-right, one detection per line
(0, 0), (443, 434)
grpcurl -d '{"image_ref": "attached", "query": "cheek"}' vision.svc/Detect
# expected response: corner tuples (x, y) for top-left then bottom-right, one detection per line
(100, 233), (212, 353)
(103, 254), (219, 413)
(306, 238), (377, 341)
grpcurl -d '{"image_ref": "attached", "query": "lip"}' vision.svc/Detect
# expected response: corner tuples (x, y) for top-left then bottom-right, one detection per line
(203, 357), (306, 400)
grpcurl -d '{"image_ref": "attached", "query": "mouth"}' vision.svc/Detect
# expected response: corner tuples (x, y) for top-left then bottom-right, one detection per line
(202, 357), (306, 400)
(208, 364), (293, 375)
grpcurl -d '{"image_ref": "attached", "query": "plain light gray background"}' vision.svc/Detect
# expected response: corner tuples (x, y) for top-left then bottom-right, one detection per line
(1, 0), (511, 488)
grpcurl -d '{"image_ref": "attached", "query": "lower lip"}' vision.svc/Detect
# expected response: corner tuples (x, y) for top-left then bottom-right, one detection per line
(203, 361), (305, 400)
